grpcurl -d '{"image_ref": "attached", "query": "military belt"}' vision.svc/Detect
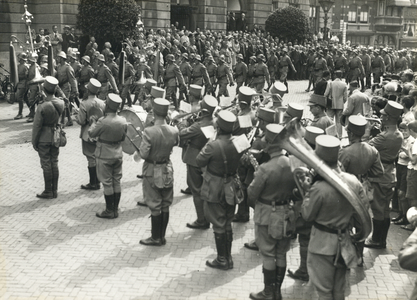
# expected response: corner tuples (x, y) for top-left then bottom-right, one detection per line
(257, 198), (288, 206)
(207, 168), (234, 178)
(145, 158), (168, 165)
(313, 222), (346, 234)
(98, 138), (120, 145)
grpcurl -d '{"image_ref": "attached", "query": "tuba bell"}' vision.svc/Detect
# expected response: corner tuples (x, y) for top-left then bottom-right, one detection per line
(277, 118), (372, 242)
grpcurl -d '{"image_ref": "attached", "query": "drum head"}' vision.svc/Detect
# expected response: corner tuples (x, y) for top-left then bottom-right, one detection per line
(119, 109), (145, 155)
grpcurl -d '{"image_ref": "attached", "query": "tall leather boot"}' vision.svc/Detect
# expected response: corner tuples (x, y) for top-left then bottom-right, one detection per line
(249, 268), (276, 300)
(51, 164), (59, 198)
(140, 214), (163, 246)
(226, 231), (233, 269)
(96, 194), (115, 219)
(356, 241), (365, 266)
(287, 246), (309, 281)
(380, 218), (391, 248)
(206, 232), (229, 270)
(37, 170), (54, 199)
(114, 192), (121, 218)
(364, 219), (385, 249)
(81, 167), (100, 190)
(275, 267), (286, 300)
(161, 211), (169, 245)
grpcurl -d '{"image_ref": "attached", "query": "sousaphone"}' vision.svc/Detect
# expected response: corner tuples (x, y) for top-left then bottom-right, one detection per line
(278, 118), (372, 242)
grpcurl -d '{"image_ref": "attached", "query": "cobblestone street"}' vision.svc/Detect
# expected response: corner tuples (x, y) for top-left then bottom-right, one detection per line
(0, 80), (416, 300)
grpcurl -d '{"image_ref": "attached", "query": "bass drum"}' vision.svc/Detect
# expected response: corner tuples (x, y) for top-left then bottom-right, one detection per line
(119, 108), (147, 155)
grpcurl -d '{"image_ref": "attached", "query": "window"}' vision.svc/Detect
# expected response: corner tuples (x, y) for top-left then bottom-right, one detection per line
(360, 5), (369, 23)
(348, 4), (357, 23)
(378, 0), (385, 16)
(273, 1), (279, 10)
(310, 6), (316, 18)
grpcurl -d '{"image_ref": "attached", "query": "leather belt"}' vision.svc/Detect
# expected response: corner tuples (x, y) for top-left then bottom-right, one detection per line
(257, 198), (288, 206)
(98, 138), (120, 145)
(145, 159), (168, 165)
(313, 222), (346, 234)
(207, 168), (234, 178)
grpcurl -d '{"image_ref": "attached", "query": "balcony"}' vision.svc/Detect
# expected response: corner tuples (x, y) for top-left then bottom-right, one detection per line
(374, 16), (403, 31)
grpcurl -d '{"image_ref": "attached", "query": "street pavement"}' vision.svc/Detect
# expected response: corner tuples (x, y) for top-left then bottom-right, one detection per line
(0, 80), (416, 300)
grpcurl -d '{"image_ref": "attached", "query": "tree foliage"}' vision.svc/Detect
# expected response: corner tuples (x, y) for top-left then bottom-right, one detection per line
(265, 6), (310, 43)
(77, 0), (141, 45)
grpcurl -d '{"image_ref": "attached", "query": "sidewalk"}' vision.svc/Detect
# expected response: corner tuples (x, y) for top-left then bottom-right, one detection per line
(0, 80), (415, 300)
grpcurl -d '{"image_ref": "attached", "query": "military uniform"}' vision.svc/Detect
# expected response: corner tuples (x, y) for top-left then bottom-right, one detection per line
(164, 58), (185, 109)
(347, 55), (364, 85)
(27, 61), (41, 119)
(302, 135), (366, 300)
(179, 58), (192, 100)
(15, 58), (29, 119)
(179, 96), (217, 229)
(56, 57), (78, 125)
(216, 60), (234, 98)
(191, 61), (210, 87)
(79, 58), (95, 100)
(371, 53), (385, 84)
(88, 94), (127, 218)
(234, 60), (248, 92)
(196, 111), (243, 270)
(334, 53), (348, 77)
(252, 60), (270, 93)
(133, 61), (153, 105)
(106, 59), (119, 86)
(206, 60), (217, 96)
(248, 124), (297, 300)
(120, 60), (135, 110)
(139, 99), (179, 246)
(313, 55), (327, 85)
(96, 57), (118, 100)
(76, 79), (106, 190)
(279, 54), (295, 83)
(32, 77), (65, 199)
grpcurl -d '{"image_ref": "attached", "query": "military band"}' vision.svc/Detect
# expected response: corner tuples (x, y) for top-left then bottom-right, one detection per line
(20, 32), (417, 300)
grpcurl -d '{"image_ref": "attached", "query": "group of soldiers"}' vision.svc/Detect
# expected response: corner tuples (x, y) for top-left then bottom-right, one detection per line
(17, 24), (417, 300)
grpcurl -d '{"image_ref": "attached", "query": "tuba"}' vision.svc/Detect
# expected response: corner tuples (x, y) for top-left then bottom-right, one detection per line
(278, 118), (372, 242)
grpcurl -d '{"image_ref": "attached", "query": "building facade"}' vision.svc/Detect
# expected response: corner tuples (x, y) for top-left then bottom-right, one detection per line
(331, 0), (417, 49)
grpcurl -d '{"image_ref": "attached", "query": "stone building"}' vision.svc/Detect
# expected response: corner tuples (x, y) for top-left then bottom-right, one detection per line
(331, 0), (417, 49)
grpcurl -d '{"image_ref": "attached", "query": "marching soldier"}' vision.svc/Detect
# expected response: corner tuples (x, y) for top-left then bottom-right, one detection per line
(234, 53), (248, 93)
(191, 54), (211, 92)
(106, 53), (119, 87)
(78, 56), (95, 100)
(365, 101), (404, 249)
(32, 76), (65, 199)
(278, 48), (295, 92)
(68, 51), (82, 108)
(119, 58), (136, 110)
(248, 124), (297, 300)
(96, 54), (119, 100)
(179, 53), (192, 101)
(323, 48), (334, 79)
(196, 110), (244, 270)
(139, 98), (179, 246)
(178, 96), (218, 229)
(253, 54), (270, 94)
(76, 78), (106, 190)
(26, 52), (40, 123)
(247, 56), (257, 87)
(302, 135), (367, 300)
(14, 53), (29, 120)
(164, 54), (185, 110)
(88, 93), (128, 219)
(371, 50), (385, 84)
(381, 48), (392, 73)
(216, 55), (234, 100)
(266, 49), (279, 91)
(132, 57), (153, 105)
(56, 51), (78, 127)
(361, 48), (372, 90)
(347, 50), (365, 88)
(334, 49), (348, 79)
(205, 55), (217, 96)
(313, 50), (327, 86)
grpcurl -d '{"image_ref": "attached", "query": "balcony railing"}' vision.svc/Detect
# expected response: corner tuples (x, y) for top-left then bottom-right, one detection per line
(374, 16), (403, 25)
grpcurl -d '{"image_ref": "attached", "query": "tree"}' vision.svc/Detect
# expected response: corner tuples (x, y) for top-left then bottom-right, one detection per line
(77, 0), (141, 51)
(265, 6), (310, 43)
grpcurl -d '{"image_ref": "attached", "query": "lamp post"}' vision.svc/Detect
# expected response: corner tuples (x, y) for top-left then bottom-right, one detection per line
(318, 0), (334, 41)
